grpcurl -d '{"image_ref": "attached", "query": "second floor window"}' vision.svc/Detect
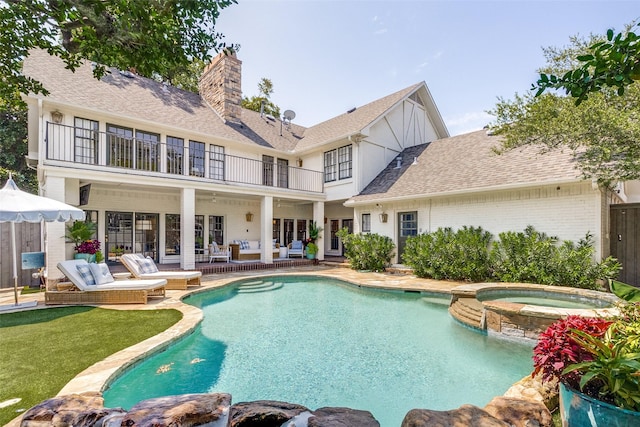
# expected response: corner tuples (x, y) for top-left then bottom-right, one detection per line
(167, 136), (184, 175)
(135, 130), (159, 171)
(189, 140), (205, 177)
(338, 145), (352, 179)
(74, 117), (98, 164)
(209, 144), (225, 180)
(277, 158), (289, 188)
(107, 124), (133, 168)
(324, 144), (352, 182)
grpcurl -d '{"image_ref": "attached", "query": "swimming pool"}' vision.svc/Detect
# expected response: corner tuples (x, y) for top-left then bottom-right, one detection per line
(103, 276), (533, 426)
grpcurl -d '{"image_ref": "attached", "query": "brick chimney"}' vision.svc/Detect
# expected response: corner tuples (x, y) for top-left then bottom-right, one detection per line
(199, 51), (242, 123)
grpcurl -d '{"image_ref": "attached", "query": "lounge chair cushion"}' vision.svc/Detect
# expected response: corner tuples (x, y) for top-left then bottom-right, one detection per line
(137, 258), (159, 274)
(76, 263), (96, 286)
(89, 262), (115, 285)
(58, 259), (166, 292)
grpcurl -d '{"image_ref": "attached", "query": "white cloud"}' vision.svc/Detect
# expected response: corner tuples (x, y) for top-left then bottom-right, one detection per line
(375, 28), (388, 35)
(415, 61), (429, 73)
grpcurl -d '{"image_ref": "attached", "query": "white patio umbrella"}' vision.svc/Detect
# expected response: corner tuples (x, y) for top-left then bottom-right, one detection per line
(0, 176), (85, 306)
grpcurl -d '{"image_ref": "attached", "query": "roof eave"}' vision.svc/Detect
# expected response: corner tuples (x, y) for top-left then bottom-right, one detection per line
(344, 177), (586, 207)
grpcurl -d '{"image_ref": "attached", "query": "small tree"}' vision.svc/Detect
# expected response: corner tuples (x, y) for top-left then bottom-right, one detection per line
(242, 77), (281, 118)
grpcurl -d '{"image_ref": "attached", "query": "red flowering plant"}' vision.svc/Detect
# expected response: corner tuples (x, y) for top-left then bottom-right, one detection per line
(75, 239), (101, 255)
(532, 309), (640, 411)
(533, 315), (613, 390)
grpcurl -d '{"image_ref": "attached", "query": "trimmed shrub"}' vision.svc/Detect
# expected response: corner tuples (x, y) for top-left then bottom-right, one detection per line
(402, 226), (493, 281)
(403, 225), (620, 288)
(337, 228), (395, 272)
(491, 226), (621, 289)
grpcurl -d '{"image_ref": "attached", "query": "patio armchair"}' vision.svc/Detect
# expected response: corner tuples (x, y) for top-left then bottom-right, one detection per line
(288, 240), (304, 258)
(208, 242), (231, 263)
(46, 259), (166, 305)
(120, 253), (202, 290)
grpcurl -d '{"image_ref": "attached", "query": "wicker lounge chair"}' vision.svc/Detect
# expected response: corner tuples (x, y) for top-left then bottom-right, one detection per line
(46, 259), (166, 305)
(288, 240), (304, 258)
(120, 253), (202, 290)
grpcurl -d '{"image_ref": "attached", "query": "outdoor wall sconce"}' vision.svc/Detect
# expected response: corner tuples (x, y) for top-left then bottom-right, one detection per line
(379, 213), (388, 223)
(51, 110), (63, 124)
(297, 158), (303, 167)
(245, 212), (254, 222)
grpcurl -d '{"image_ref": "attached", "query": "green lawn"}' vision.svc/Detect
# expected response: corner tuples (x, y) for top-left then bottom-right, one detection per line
(0, 307), (182, 425)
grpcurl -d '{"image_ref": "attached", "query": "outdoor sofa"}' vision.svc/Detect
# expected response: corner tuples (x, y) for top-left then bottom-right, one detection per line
(46, 259), (166, 305)
(120, 253), (202, 290)
(229, 239), (280, 261)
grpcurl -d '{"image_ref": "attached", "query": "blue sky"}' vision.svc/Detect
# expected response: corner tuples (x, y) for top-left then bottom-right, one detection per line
(216, 1), (635, 136)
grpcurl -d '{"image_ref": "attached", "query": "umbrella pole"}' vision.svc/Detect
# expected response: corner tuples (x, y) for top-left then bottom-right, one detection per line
(11, 222), (18, 305)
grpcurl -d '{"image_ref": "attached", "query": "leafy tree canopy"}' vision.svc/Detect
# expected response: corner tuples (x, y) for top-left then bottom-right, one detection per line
(0, 0), (238, 108)
(491, 23), (640, 186)
(242, 77), (281, 118)
(534, 23), (640, 104)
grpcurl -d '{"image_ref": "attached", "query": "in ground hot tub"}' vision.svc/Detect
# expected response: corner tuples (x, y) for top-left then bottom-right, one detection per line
(449, 283), (620, 341)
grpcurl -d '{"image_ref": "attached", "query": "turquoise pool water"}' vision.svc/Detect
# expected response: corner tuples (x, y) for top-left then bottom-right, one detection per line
(103, 276), (533, 426)
(478, 289), (613, 309)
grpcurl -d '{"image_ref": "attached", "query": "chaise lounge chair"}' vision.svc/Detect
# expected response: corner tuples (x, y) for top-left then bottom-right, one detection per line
(288, 240), (304, 258)
(208, 242), (230, 263)
(120, 253), (202, 290)
(46, 259), (166, 305)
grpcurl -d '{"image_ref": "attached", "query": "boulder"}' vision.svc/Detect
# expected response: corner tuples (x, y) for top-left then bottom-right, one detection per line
(484, 397), (552, 427)
(308, 407), (380, 427)
(20, 392), (123, 427)
(228, 400), (309, 427)
(401, 405), (510, 427)
(121, 393), (231, 426)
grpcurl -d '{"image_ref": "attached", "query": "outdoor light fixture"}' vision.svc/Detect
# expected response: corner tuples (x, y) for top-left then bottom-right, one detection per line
(245, 212), (254, 222)
(379, 213), (388, 223)
(51, 110), (63, 124)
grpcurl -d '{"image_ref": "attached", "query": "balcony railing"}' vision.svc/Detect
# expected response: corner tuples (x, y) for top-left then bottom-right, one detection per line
(45, 122), (323, 193)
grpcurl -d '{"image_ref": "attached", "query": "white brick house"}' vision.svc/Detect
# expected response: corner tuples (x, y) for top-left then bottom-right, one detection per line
(19, 49), (633, 283)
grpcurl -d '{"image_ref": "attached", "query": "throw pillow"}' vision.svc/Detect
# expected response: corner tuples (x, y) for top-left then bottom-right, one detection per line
(240, 240), (250, 250)
(136, 258), (159, 274)
(89, 263), (115, 285)
(76, 263), (96, 286)
(273, 239), (277, 249)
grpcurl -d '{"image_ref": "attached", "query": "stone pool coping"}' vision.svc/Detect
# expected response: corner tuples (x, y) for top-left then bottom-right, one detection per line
(449, 282), (621, 341)
(5, 267), (614, 425)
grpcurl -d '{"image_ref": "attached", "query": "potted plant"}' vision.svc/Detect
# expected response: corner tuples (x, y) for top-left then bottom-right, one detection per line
(533, 307), (640, 425)
(66, 221), (99, 262)
(305, 242), (318, 259)
(308, 220), (323, 242)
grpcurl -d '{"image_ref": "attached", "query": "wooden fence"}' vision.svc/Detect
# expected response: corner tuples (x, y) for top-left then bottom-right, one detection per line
(0, 222), (43, 289)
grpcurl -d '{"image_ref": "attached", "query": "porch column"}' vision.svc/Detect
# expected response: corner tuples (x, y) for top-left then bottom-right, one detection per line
(43, 176), (71, 284)
(181, 188), (196, 270)
(261, 196), (273, 264)
(313, 201), (325, 261)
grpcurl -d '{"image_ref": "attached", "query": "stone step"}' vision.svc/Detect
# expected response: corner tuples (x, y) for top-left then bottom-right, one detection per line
(237, 282), (283, 293)
(449, 298), (483, 329)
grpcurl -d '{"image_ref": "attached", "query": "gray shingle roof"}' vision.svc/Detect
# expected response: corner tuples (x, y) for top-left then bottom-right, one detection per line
(297, 83), (426, 150)
(22, 50), (304, 152)
(348, 130), (582, 204)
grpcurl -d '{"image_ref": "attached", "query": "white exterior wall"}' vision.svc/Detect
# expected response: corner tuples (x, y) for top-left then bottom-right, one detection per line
(322, 98), (441, 203)
(354, 182), (609, 263)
